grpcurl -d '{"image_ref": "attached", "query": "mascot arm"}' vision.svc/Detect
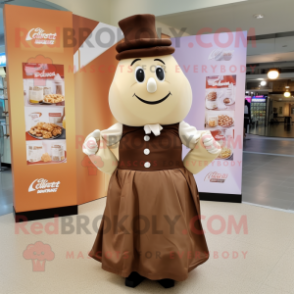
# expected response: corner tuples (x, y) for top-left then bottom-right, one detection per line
(83, 123), (123, 174)
(179, 121), (221, 175)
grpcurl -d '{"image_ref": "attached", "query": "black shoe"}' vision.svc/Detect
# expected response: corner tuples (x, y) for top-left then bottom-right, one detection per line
(125, 272), (145, 288)
(158, 279), (175, 288)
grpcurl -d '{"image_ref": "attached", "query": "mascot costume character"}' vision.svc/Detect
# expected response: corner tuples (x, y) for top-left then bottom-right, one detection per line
(83, 14), (221, 288)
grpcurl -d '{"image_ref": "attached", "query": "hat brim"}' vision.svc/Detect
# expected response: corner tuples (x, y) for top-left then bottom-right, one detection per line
(116, 46), (175, 61)
(116, 38), (172, 53)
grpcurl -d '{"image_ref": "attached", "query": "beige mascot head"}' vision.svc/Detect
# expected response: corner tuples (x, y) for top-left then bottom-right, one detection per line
(109, 14), (192, 126)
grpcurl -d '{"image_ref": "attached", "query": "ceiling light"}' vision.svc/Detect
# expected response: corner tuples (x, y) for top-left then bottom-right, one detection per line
(267, 69), (279, 79)
(260, 81), (267, 86)
(253, 14), (264, 19)
(284, 90), (291, 98)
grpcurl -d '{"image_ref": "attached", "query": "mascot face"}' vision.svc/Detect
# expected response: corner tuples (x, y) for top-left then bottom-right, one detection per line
(109, 55), (192, 126)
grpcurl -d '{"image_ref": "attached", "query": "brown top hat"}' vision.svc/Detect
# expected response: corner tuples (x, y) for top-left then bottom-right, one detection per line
(116, 14), (175, 60)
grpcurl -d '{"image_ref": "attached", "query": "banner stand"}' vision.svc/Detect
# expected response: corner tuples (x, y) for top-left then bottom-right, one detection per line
(4, 5), (78, 222)
(172, 31), (247, 203)
(199, 193), (242, 203)
(13, 205), (78, 223)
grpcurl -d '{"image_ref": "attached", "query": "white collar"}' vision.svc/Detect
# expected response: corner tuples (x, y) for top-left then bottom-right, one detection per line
(144, 124), (163, 136)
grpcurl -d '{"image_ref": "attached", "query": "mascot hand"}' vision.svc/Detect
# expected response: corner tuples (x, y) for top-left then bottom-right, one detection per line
(201, 132), (221, 155)
(83, 129), (101, 156)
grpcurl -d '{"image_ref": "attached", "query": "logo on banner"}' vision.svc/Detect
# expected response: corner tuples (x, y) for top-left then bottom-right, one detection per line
(34, 71), (56, 78)
(26, 28), (57, 45)
(28, 179), (60, 193)
(205, 172), (228, 183)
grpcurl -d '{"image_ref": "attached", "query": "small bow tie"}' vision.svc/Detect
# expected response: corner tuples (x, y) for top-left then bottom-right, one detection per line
(144, 124), (163, 136)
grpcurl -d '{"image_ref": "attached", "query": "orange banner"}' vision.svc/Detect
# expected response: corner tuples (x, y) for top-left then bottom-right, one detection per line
(4, 5), (77, 213)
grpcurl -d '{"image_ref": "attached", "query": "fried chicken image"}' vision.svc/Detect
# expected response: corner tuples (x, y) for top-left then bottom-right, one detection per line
(43, 94), (64, 104)
(42, 123), (54, 132)
(52, 127), (62, 137)
(43, 131), (53, 139)
(29, 128), (36, 135)
(37, 122), (45, 128)
(41, 153), (52, 163)
(29, 123), (62, 139)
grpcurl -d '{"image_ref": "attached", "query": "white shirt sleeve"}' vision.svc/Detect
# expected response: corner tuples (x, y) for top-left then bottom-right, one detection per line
(100, 123), (123, 146)
(179, 121), (201, 149)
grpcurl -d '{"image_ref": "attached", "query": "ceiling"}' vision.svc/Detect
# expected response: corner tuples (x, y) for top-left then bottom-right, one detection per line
(157, 0), (294, 37)
(157, 0), (294, 65)
(247, 36), (294, 64)
(109, 0), (247, 26)
(0, 0), (293, 68)
(269, 94), (294, 102)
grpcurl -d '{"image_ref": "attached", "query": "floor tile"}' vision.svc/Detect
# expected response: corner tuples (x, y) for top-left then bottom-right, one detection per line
(258, 285), (290, 294)
(264, 247), (294, 293)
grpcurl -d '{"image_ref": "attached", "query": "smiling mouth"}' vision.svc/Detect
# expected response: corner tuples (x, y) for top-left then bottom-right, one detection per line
(133, 92), (172, 105)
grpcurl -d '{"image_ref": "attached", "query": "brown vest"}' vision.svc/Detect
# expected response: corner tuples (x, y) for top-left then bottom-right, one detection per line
(118, 123), (184, 171)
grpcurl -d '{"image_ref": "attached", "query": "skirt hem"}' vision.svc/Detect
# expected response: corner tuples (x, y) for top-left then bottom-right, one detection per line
(89, 252), (209, 282)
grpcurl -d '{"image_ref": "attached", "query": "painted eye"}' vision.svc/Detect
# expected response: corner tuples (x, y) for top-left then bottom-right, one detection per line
(156, 66), (165, 81)
(135, 67), (145, 83)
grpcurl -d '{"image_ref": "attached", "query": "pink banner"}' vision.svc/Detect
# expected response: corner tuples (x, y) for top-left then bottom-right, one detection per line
(172, 31), (247, 196)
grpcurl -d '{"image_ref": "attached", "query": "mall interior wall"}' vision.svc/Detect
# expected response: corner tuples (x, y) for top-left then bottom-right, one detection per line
(47, 0), (111, 24)
(46, 0), (245, 31)
(108, 0), (245, 25)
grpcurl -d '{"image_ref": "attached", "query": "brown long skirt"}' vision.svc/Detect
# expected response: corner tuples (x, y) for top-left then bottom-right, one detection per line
(89, 168), (209, 281)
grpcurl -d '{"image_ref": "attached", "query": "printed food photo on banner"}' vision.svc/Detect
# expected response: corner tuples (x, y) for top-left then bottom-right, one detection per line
(25, 107), (66, 141)
(205, 110), (235, 129)
(211, 128), (235, 161)
(204, 74), (236, 162)
(26, 140), (67, 165)
(22, 62), (67, 165)
(23, 63), (65, 107)
(205, 75), (236, 111)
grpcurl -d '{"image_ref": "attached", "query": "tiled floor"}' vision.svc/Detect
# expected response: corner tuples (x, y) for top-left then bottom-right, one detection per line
(242, 134), (294, 211)
(242, 152), (294, 211)
(249, 122), (294, 138)
(243, 134), (294, 156)
(0, 197), (294, 293)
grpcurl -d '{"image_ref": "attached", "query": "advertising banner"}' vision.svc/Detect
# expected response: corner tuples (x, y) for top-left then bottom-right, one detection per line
(172, 32), (247, 201)
(23, 63), (66, 165)
(4, 5), (77, 216)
